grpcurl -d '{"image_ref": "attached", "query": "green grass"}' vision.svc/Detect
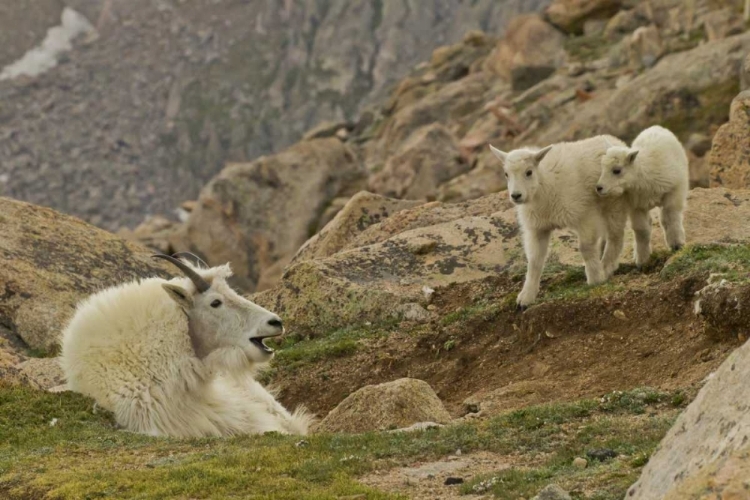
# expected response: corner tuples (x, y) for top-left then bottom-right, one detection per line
(660, 243), (750, 282)
(564, 33), (614, 63)
(0, 386), (683, 499)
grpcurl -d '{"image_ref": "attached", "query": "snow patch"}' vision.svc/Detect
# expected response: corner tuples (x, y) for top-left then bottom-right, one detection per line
(0, 8), (94, 81)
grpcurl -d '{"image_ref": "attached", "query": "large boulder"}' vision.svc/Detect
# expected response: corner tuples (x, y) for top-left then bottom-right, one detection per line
(316, 378), (452, 433)
(709, 90), (750, 189)
(183, 138), (366, 292)
(544, 0), (622, 35)
(626, 337), (750, 499)
(0, 0), (65, 69)
(483, 15), (567, 91)
(0, 197), (173, 354)
(368, 124), (471, 200)
(292, 191), (423, 264)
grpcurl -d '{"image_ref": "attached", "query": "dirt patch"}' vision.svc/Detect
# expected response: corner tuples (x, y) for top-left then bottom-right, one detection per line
(361, 451), (515, 500)
(273, 271), (738, 420)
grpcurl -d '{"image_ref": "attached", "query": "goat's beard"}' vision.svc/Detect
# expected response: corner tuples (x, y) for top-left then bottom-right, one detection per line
(203, 346), (258, 376)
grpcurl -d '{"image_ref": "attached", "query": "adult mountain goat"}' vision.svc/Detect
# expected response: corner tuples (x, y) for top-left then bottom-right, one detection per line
(490, 136), (629, 308)
(596, 125), (689, 267)
(60, 253), (312, 438)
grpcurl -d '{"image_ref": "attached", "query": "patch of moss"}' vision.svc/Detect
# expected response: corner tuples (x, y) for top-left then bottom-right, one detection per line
(658, 78), (739, 142)
(564, 33), (614, 63)
(660, 243), (750, 282)
(0, 387), (681, 499)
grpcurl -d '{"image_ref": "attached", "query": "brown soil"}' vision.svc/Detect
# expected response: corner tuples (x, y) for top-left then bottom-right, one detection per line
(274, 271), (739, 420)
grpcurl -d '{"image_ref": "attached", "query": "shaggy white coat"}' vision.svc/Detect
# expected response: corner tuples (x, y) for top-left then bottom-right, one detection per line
(60, 269), (312, 438)
(598, 125), (689, 266)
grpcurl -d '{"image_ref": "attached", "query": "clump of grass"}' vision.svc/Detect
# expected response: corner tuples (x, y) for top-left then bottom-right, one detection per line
(660, 243), (750, 282)
(564, 33), (614, 62)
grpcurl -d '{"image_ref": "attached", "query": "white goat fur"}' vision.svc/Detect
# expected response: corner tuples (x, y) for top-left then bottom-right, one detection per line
(60, 263), (313, 438)
(597, 125), (688, 266)
(490, 135), (629, 307)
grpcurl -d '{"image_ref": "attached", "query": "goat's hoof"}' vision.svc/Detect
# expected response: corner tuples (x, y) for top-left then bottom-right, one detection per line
(671, 244), (684, 252)
(516, 303), (529, 313)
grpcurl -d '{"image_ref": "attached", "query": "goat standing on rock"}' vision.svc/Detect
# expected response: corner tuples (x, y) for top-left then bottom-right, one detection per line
(60, 253), (312, 438)
(489, 136), (629, 309)
(597, 125), (689, 267)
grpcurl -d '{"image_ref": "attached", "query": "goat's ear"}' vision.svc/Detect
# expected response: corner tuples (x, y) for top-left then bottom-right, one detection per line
(626, 149), (639, 164)
(534, 145), (553, 164)
(162, 284), (194, 310)
(489, 144), (508, 164)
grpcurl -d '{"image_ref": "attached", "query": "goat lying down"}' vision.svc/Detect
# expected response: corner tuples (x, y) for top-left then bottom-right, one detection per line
(60, 253), (312, 438)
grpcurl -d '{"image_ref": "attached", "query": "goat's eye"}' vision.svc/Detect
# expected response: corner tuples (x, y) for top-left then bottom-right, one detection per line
(525, 170), (533, 178)
(210, 299), (222, 308)
(504, 172), (508, 179)
(613, 168), (621, 175)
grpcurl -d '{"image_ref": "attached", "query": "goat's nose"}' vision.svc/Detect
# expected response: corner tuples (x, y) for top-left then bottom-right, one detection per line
(268, 318), (283, 329)
(596, 185), (604, 193)
(511, 192), (522, 201)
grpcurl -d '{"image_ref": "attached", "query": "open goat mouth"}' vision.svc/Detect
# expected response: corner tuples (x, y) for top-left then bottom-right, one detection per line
(250, 334), (281, 354)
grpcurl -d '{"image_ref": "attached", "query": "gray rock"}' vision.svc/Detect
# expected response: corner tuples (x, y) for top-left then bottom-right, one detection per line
(532, 484), (572, 500)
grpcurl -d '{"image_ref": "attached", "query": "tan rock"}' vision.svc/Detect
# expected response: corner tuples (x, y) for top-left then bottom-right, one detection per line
(293, 191), (423, 264)
(627, 25), (664, 70)
(316, 378), (451, 433)
(437, 149), (508, 202)
(483, 15), (567, 90)
(544, 0), (622, 35)
(742, 53), (750, 91)
(709, 90), (750, 189)
(16, 358), (64, 390)
(626, 335), (750, 499)
(700, 7), (746, 42)
(0, 197), (173, 353)
(368, 124), (471, 200)
(185, 138), (366, 291)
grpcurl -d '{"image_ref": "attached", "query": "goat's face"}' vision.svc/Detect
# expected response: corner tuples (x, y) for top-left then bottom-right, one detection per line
(489, 144), (552, 205)
(597, 146), (639, 197)
(156, 255), (283, 363)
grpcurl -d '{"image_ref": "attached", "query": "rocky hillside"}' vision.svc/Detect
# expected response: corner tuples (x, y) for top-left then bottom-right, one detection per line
(3, 1), (750, 499)
(133, 0), (750, 293)
(0, 0), (547, 230)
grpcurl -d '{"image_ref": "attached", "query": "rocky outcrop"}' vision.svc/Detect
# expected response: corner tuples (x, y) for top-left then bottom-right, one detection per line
(316, 378), (451, 433)
(709, 90), (750, 189)
(368, 124), (470, 200)
(292, 191), (423, 264)
(544, 0), (622, 35)
(0, 0), (546, 231)
(627, 336), (750, 499)
(256, 188), (750, 335)
(483, 15), (567, 90)
(0, 197), (173, 354)
(533, 32), (750, 145)
(184, 138), (366, 292)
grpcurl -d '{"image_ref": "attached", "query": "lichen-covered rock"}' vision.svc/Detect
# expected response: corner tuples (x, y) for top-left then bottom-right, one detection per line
(316, 378), (451, 433)
(544, 0), (622, 35)
(626, 336), (750, 499)
(0, 197), (173, 354)
(184, 138), (367, 292)
(15, 358), (64, 391)
(368, 124), (470, 200)
(532, 484), (572, 500)
(709, 90), (750, 189)
(483, 15), (567, 90)
(292, 191), (423, 264)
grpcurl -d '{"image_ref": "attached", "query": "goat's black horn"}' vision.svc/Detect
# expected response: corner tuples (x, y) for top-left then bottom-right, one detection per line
(153, 254), (211, 293)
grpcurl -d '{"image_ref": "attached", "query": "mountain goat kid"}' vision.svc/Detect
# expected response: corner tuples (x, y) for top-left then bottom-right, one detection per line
(596, 125), (689, 267)
(490, 135), (629, 309)
(60, 253), (312, 438)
